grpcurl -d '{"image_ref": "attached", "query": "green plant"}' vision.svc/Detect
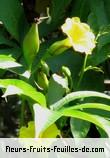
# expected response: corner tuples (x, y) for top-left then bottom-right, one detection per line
(0, 0), (110, 138)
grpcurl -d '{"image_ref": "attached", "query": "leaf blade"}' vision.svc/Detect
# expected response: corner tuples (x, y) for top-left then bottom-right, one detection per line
(51, 91), (110, 110)
(0, 0), (24, 41)
(0, 55), (21, 69)
(70, 118), (90, 138)
(34, 105), (110, 137)
(0, 79), (46, 106)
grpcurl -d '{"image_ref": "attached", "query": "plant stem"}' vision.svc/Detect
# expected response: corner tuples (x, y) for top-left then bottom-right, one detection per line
(77, 54), (88, 89)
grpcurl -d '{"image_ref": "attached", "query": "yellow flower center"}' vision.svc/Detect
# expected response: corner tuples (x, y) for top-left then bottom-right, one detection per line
(61, 17), (96, 54)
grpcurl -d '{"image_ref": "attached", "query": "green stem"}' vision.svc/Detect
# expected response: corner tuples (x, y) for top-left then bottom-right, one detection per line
(77, 54), (88, 89)
(20, 98), (34, 127)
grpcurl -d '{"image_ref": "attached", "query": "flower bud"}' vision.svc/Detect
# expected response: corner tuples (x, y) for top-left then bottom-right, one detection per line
(23, 23), (39, 69)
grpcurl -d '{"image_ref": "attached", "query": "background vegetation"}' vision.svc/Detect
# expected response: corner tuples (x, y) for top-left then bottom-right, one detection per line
(0, 0), (110, 138)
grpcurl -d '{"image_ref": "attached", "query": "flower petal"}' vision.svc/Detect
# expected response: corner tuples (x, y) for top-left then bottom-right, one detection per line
(61, 17), (96, 54)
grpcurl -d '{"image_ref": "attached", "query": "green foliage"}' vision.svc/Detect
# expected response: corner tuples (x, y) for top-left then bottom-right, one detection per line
(71, 0), (90, 21)
(0, 0), (110, 138)
(47, 73), (68, 105)
(0, 79), (46, 106)
(0, 0), (24, 41)
(39, 0), (72, 37)
(70, 118), (90, 138)
(89, 0), (108, 27)
(0, 55), (21, 69)
(34, 104), (110, 137)
(51, 91), (110, 110)
(51, 0), (72, 23)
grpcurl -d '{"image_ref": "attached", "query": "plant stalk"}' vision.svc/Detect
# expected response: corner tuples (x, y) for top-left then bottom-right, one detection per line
(77, 54), (88, 89)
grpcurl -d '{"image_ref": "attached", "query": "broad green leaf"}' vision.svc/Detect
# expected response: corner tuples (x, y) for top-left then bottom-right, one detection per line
(51, 0), (72, 23)
(0, 29), (15, 46)
(2, 85), (22, 97)
(70, 118), (90, 138)
(0, 69), (5, 78)
(23, 23), (39, 68)
(0, 0), (24, 41)
(47, 50), (104, 93)
(10, 56), (31, 78)
(10, 67), (31, 79)
(68, 103), (110, 112)
(0, 55), (21, 69)
(0, 36), (14, 47)
(47, 51), (104, 92)
(76, 104), (110, 119)
(97, 25), (110, 50)
(99, 34), (110, 46)
(0, 47), (22, 59)
(103, 0), (110, 21)
(50, 91), (110, 110)
(47, 50), (83, 89)
(88, 13), (99, 33)
(34, 104), (60, 137)
(63, 109), (110, 137)
(0, 56), (31, 79)
(71, 0), (90, 21)
(0, 48), (22, 77)
(0, 79), (46, 106)
(87, 44), (110, 66)
(34, 104), (61, 137)
(87, 25), (110, 68)
(97, 126), (107, 138)
(47, 74), (68, 105)
(68, 102), (110, 137)
(78, 70), (104, 91)
(89, 0), (108, 27)
(34, 105), (110, 137)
